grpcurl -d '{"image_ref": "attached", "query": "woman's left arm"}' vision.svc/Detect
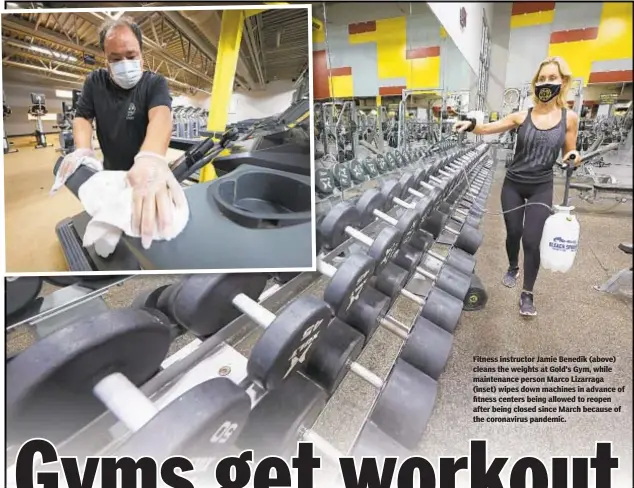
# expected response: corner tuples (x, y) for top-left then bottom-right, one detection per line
(563, 110), (581, 165)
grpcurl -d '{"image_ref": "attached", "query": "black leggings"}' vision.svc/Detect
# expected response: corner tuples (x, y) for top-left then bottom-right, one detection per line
(500, 177), (553, 292)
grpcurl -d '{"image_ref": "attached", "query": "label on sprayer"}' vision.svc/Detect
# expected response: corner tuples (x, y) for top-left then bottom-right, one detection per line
(548, 236), (578, 253)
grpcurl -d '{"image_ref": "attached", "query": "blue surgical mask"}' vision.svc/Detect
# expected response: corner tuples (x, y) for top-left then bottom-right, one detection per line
(109, 59), (143, 89)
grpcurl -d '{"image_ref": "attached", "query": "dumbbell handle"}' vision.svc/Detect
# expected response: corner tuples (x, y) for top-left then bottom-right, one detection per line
(373, 208), (398, 227)
(427, 249), (449, 264)
(347, 359), (384, 389)
(378, 314), (409, 340)
(393, 196), (415, 210)
(93, 372), (158, 432)
(345, 226), (374, 247)
(302, 429), (342, 461)
(407, 187), (426, 200)
(232, 293), (276, 328)
(419, 181), (435, 192)
(316, 259), (337, 278)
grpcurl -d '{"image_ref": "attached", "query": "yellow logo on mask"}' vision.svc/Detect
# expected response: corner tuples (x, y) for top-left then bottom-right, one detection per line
(538, 88), (552, 102)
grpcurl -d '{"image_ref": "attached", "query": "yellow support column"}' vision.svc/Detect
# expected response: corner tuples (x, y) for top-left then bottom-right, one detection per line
(201, 9), (245, 182)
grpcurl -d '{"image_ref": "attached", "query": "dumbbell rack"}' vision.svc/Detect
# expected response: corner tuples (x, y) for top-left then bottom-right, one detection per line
(315, 142), (455, 218)
(6, 143), (496, 471)
(248, 143), (496, 460)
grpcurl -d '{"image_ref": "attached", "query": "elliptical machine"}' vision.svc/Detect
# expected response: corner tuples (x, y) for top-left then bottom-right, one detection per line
(55, 89), (80, 155)
(54, 102), (75, 155)
(3, 96), (18, 154)
(28, 93), (52, 149)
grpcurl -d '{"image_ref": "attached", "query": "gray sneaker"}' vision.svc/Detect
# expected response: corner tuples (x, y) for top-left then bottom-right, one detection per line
(502, 267), (520, 288)
(519, 292), (537, 317)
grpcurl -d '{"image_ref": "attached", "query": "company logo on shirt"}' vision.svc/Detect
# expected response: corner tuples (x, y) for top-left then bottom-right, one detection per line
(127, 103), (136, 120)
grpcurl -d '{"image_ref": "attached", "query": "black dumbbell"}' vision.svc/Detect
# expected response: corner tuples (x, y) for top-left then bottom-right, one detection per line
(155, 274), (331, 390)
(241, 319), (438, 452)
(360, 157), (379, 178)
(302, 318), (440, 449)
(431, 164), (492, 225)
(349, 239), (467, 333)
(316, 283), (455, 376)
(315, 168), (335, 197)
(379, 179), (429, 214)
(236, 371), (414, 462)
(408, 155), (475, 204)
(355, 188), (423, 245)
(348, 159), (369, 183)
(6, 308), (252, 461)
(332, 163), (352, 189)
(319, 201), (401, 271)
(419, 209), (483, 255)
(375, 239), (474, 302)
(315, 253), (375, 320)
(396, 155), (486, 218)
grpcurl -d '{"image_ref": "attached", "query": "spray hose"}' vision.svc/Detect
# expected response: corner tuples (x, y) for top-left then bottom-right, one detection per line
(454, 152), (578, 216)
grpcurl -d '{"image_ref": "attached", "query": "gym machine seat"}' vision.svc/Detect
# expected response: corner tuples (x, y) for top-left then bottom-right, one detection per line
(53, 137), (313, 272)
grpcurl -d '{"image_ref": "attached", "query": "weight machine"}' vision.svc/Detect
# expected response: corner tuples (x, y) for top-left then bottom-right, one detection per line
(316, 100), (359, 162)
(3, 96), (18, 154)
(397, 88), (450, 151)
(28, 93), (52, 149)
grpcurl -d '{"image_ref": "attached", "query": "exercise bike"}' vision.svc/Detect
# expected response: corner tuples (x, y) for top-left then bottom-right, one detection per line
(28, 93), (52, 149)
(3, 99), (18, 154)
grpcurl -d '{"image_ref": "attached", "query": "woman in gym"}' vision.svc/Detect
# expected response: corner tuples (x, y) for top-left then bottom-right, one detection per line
(453, 56), (581, 317)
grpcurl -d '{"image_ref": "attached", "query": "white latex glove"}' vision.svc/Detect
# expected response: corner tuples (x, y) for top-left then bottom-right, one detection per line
(50, 151), (102, 196)
(57, 148), (95, 181)
(127, 151), (187, 249)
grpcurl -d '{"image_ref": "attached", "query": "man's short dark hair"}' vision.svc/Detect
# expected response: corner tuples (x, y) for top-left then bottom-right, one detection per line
(99, 16), (143, 52)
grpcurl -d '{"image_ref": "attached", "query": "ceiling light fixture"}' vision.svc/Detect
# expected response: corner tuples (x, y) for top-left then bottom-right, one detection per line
(28, 45), (78, 63)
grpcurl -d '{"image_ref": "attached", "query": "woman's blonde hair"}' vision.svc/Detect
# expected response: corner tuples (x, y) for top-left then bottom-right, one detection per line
(531, 56), (572, 108)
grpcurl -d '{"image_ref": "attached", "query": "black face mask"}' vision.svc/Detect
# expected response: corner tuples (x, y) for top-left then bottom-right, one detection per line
(535, 83), (561, 103)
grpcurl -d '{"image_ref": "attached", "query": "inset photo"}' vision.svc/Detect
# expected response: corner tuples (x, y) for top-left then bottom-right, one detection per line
(2, 4), (313, 273)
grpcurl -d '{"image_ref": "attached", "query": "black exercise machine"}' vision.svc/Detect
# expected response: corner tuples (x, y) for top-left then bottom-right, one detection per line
(170, 93), (311, 177)
(3, 98), (18, 154)
(54, 132), (312, 272)
(28, 93), (52, 149)
(53, 90), (81, 155)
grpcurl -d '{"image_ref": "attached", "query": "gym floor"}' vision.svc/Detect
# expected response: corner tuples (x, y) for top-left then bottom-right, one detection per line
(3, 136), (185, 273)
(6, 149), (633, 484)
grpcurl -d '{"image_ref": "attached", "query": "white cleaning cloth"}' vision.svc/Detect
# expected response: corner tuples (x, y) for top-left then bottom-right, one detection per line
(51, 156), (190, 258)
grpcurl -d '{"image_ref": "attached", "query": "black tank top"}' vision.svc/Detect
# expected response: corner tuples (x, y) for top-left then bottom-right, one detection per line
(506, 108), (567, 184)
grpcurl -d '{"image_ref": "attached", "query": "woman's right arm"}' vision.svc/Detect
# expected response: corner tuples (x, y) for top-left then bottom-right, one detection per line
(455, 111), (524, 135)
(473, 111), (523, 135)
